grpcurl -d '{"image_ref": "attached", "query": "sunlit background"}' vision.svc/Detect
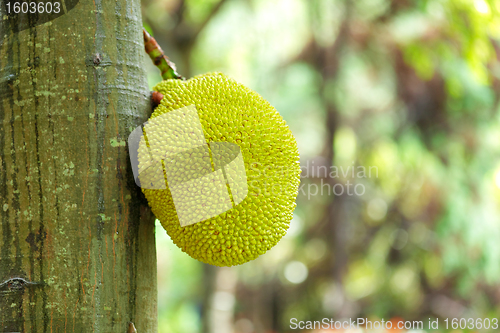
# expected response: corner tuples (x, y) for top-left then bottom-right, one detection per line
(141, 0), (500, 332)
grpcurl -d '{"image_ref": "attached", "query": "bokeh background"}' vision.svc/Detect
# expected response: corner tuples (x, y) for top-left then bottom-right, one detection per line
(140, 0), (500, 332)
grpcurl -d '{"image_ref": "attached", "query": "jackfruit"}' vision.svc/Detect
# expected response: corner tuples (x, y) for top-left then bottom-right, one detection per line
(138, 72), (300, 266)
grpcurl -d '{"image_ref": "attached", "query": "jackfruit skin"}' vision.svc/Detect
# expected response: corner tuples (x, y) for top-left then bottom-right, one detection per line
(141, 72), (300, 266)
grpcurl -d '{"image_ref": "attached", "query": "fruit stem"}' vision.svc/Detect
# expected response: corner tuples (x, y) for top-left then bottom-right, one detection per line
(151, 91), (164, 108)
(143, 28), (184, 80)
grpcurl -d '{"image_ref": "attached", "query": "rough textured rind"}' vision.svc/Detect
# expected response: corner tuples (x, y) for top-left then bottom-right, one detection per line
(141, 72), (300, 266)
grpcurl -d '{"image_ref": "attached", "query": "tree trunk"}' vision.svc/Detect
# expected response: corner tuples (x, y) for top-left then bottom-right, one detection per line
(0, 1), (157, 332)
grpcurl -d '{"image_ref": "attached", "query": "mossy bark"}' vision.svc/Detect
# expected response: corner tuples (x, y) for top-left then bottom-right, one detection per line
(0, 1), (157, 332)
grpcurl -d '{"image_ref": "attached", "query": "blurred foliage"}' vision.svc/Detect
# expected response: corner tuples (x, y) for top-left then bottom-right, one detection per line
(142, 0), (500, 332)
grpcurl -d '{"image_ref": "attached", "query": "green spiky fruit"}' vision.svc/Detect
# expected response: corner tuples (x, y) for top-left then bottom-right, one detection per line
(139, 72), (300, 266)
